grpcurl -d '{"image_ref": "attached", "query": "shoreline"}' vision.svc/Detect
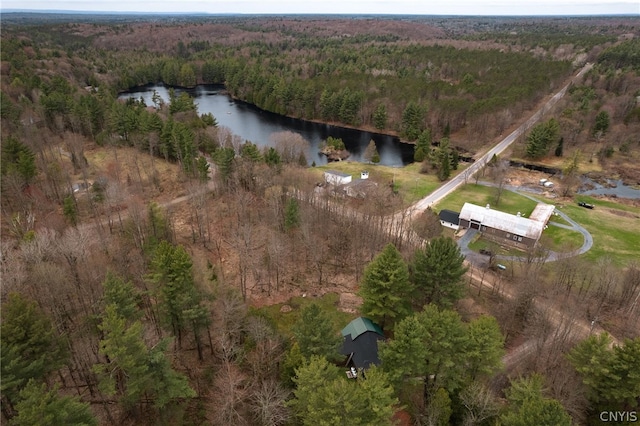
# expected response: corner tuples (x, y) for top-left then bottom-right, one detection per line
(119, 81), (417, 147)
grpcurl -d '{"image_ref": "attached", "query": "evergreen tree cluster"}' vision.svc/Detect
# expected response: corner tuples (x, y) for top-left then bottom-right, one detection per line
(359, 238), (467, 331)
(290, 357), (399, 426)
(525, 118), (560, 159)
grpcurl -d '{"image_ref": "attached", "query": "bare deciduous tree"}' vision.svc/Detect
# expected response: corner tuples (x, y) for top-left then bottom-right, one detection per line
(212, 361), (249, 426)
(271, 131), (310, 164)
(459, 382), (499, 426)
(249, 380), (290, 426)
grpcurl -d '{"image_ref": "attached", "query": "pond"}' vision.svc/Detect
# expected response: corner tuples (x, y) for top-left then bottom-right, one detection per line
(578, 177), (640, 200)
(119, 84), (414, 166)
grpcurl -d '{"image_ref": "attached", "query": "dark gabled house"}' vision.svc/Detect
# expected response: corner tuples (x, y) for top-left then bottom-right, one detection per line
(438, 209), (460, 230)
(340, 317), (385, 371)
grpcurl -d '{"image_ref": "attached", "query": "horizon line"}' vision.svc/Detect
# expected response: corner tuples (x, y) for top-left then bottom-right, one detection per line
(2, 9), (639, 17)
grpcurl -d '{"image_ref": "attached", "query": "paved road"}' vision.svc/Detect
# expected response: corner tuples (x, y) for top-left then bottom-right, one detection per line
(407, 62), (594, 215)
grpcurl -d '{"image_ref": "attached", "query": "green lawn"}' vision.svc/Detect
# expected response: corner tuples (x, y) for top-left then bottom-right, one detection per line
(556, 201), (640, 265)
(435, 184), (540, 216)
(314, 161), (441, 205)
(541, 225), (584, 251)
(251, 292), (355, 338)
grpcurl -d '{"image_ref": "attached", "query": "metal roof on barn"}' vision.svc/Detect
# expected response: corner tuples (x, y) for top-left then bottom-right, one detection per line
(324, 170), (351, 178)
(529, 203), (555, 224)
(459, 202), (553, 240)
(341, 317), (384, 340)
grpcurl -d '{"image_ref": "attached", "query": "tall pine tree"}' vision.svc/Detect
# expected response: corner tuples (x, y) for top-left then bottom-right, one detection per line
(149, 241), (210, 353)
(12, 380), (97, 426)
(358, 243), (413, 331)
(1, 293), (67, 413)
(291, 304), (341, 361)
(411, 236), (467, 308)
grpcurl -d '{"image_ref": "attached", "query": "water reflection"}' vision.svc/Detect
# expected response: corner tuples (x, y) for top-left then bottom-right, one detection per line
(120, 84), (414, 166)
(579, 177), (640, 199)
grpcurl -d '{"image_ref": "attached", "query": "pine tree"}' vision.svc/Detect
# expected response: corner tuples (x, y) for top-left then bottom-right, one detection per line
(373, 103), (387, 130)
(213, 147), (236, 185)
(415, 129), (432, 160)
(149, 241), (209, 352)
(438, 151), (451, 181)
(525, 119), (560, 159)
(380, 305), (484, 401)
(12, 380), (97, 426)
(94, 304), (152, 409)
(371, 150), (380, 164)
(284, 198), (300, 231)
(401, 102), (424, 141)
(264, 147), (282, 168)
(411, 236), (467, 308)
(146, 339), (196, 409)
(290, 357), (398, 426)
(195, 156), (210, 182)
(499, 374), (572, 426)
(1, 137), (37, 185)
(466, 316), (505, 379)
(567, 334), (640, 407)
(102, 272), (141, 322)
(358, 243), (413, 331)
(291, 304), (341, 361)
(435, 138), (452, 181)
(593, 110), (610, 136)
(1, 293), (68, 409)
(443, 122), (451, 138)
(281, 342), (305, 388)
(241, 141), (263, 162)
(63, 196), (78, 226)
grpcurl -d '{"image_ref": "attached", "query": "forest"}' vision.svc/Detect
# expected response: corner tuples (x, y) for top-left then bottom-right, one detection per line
(1, 14), (640, 426)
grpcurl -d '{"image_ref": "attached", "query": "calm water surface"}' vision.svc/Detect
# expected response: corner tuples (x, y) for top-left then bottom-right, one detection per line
(120, 84), (414, 166)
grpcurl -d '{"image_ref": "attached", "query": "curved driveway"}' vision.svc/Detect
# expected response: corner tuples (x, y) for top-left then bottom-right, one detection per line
(456, 183), (593, 264)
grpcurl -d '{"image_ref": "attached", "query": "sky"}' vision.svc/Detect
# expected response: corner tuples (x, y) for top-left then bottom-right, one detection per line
(1, 0), (638, 15)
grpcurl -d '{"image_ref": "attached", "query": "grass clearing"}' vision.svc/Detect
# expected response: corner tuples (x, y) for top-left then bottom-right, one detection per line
(435, 184), (540, 216)
(541, 225), (584, 251)
(313, 161), (442, 205)
(251, 292), (355, 338)
(557, 202), (640, 265)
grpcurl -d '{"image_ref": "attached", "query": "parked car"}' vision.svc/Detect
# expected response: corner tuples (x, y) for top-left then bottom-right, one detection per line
(578, 201), (595, 209)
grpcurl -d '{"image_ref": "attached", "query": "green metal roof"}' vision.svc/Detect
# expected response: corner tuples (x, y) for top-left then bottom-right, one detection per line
(341, 317), (384, 340)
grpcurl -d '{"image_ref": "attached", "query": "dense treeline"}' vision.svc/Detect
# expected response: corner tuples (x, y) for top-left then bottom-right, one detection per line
(1, 17), (575, 144)
(110, 41), (571, 141)
(598, 38), (640, 71)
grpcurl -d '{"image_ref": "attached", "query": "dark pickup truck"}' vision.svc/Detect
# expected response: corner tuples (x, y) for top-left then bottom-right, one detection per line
(578, 201), (595, 209)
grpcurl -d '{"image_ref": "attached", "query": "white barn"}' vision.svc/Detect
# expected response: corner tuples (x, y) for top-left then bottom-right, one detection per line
(458, 202), (554, 249)
(324, 170), (352, 186)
